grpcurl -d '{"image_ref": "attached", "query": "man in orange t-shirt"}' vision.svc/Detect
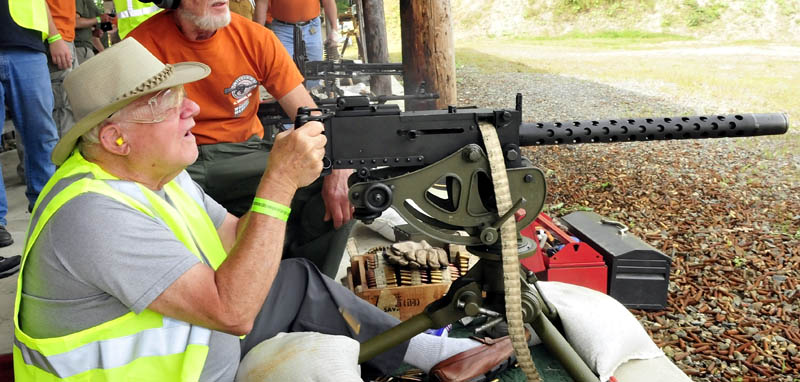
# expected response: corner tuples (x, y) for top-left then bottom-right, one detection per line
(129, 0), (353, 276)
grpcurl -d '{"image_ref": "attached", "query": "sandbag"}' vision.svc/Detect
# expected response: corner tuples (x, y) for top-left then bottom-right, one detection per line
(236, 332), (363, 382)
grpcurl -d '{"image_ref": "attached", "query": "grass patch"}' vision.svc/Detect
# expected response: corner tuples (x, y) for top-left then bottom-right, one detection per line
(454, 48), (544, 74)
(557, 30), (689, 40)
(500, 30), (693, 50)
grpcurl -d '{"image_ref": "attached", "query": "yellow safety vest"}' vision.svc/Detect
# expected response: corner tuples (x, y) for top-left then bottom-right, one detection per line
(13, 150), (229, 381)
(114, 0), (162, 38)
(8, 0), (49, 39)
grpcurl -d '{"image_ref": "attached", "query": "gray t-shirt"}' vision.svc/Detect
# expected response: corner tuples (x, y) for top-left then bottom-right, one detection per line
(20, 172), (239, 381)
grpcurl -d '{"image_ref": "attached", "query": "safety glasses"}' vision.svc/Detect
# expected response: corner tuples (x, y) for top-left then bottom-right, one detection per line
(116, 85), (186, 124)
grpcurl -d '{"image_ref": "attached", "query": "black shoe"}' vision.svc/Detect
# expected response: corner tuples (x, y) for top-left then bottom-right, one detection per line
(0, 255), (20, 278)
(0, 225), (12, 248)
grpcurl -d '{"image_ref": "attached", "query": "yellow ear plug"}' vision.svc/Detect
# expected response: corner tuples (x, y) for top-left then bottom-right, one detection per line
(116, 137), (124, 146)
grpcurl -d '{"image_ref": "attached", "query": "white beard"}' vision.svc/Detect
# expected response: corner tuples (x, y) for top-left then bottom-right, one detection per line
(178, 6), (231, 31)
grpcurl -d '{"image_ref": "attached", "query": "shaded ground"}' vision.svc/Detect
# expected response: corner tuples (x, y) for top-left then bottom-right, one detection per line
(456, 65), (799, 381)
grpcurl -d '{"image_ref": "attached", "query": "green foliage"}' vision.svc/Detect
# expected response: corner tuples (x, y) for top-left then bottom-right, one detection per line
(776, 0), (800, 16)
(743, 0), (764, 17)
(545, 202), (594, 215)
(683, 0), (727, 27)
(553, 0), (655, 15)
(335, 0), (350, 14)
(557, 0), (621, 14)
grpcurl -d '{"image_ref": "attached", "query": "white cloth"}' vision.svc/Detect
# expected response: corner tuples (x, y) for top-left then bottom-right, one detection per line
(533, 282), (665, 382)
(235, 332), (363, 382)
(365, 207), (407, 242)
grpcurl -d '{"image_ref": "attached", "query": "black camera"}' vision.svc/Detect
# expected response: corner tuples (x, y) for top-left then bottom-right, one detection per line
(99, 12), (115, 32)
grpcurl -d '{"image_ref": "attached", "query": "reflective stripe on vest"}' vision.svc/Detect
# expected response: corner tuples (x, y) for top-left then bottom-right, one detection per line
(14, 150), (228, 381)
(118, 4), (161, 18)
(8, 0), (49, 39)
(114, 0), (162, 38)
(14, 316), (211, 378)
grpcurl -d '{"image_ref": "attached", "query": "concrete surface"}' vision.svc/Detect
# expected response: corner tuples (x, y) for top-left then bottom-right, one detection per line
(0, 148), (28, 354)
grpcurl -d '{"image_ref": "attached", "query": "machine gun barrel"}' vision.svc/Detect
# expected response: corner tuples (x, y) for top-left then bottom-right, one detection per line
(519, 113), (788, 146)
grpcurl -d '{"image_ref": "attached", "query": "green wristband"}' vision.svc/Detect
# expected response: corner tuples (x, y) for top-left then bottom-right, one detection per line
(251, 197), (291, 222)
(97, 16), (102, 24)
(47, 33), (62, 43)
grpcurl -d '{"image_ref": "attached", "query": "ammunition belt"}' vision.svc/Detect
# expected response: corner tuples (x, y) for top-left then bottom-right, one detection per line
(479, 122), (541, 381)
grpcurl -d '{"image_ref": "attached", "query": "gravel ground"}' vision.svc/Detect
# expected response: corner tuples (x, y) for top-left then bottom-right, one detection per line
(455, 65), (800, 381)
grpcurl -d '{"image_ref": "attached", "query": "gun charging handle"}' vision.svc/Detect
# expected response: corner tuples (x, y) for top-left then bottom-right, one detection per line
(294, 106), (334, 175)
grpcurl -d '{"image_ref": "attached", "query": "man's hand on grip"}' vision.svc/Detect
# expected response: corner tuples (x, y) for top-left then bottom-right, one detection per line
(264, 121), (326, 192)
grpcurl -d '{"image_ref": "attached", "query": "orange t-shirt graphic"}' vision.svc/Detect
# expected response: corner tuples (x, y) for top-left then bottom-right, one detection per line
(129, 12), (304, 145)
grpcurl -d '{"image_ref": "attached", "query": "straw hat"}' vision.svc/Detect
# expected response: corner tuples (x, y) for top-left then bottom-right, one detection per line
(53, 38), (211, 165)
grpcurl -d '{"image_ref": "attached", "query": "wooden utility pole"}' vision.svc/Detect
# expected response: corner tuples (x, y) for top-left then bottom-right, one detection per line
(400, 0), (456, 111)
(362, 0), (392, 96)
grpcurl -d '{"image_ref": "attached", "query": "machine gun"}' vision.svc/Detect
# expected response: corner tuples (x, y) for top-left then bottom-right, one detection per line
(295, 95), (789, 381)
(290, 23), (438, 102)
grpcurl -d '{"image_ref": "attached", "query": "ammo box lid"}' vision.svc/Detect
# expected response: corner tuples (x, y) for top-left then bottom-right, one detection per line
(560, 211), (670, 264)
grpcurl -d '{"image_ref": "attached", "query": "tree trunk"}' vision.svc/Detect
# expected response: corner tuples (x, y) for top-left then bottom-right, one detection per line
(362, 0), (392, 96)
(400, 0), (456, 111)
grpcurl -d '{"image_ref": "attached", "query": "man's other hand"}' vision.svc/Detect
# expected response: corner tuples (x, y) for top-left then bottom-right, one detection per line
(322, 169), (353, 229)
(49, 40), (72, 70)
(265, 121), (326, 192)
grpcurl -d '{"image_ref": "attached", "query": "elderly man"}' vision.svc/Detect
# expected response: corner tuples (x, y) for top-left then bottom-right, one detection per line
(128, 0), (352, 276)
(12, 38), (511, 381)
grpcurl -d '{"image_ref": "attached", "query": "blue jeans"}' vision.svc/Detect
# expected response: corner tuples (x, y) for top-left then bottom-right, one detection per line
(0, 49), (59, 224)
(269, 16), (323, 89)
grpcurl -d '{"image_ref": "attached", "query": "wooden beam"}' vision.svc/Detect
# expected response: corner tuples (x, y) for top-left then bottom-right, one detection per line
(400, 0), (456, 111)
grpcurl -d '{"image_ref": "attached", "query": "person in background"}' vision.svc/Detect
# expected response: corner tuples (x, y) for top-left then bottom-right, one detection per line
(254, 0), (339, 87)
(129, 0), (353, 277)
(228, 0), (254, 20)
(90, 25), (106, 53)
(15, 0), (77, 182)
(0, 0), (60, 256)
(46, 0), (79, 137)
(74, 0), (109, 63)
(113, 0), (161, 38)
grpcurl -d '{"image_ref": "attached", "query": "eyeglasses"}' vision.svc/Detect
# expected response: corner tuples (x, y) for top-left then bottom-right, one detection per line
(115, 86), (186, 124)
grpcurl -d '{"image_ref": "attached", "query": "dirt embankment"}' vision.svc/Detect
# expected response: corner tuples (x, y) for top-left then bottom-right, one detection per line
(449, 0), (800, 42)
